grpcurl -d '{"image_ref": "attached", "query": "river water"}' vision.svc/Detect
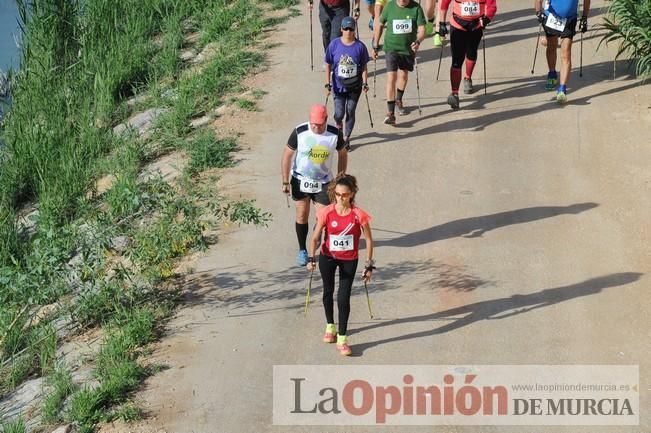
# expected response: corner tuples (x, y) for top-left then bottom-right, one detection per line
(1, 0), (20, 117)
(0, 1), (20, 72)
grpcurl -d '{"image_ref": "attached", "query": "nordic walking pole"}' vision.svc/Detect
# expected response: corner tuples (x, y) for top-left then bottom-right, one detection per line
(482, 31), (487, 95)
(531, 24), (542, 75)
(364, 91), (374, 128)
(373, 58), (377, 97)
(325, 92), (330, 107)
(363, 280), (374, 319)
(436, 42), (444, 80)
(579, 32), (583, 78)
(304, 269), (314, 316)
(309, 1), (314, 71)
(414, 56), (422, 115)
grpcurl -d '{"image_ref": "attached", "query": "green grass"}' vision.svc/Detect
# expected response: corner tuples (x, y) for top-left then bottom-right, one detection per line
(66, 307), (160, 432)
(185, 132), (238, 177)
(0, 0), (285, 428)
(0, 417), (26, 433)
(42, 366), (77, 423)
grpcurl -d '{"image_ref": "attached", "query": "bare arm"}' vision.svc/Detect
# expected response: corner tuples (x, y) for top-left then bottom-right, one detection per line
(362, 63), (368, 85)
(361, 223), (374, 281)
(372, 12), (384, 55)
(307, 219), (325, 271)
(324, 63), (332, 94)
(534, 0), (542, 12)
(337, 148), (348, 174)
(362, 223), (373, 263)
(281, 146), (295, 192)
(582, 0), (590, 16)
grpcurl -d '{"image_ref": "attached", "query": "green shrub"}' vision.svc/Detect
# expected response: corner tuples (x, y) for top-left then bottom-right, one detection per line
(600, 0), (651, 78)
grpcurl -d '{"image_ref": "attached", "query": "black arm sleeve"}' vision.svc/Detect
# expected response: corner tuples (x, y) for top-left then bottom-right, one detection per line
(287, 129), (298, 150)
(335, 128), (346, 150)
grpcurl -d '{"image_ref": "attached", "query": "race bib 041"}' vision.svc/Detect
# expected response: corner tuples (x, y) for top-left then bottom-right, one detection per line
(392, 19), (412, 34)
(329, 234), (354, 252)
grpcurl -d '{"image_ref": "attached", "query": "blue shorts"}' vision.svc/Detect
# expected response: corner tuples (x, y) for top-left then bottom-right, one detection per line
(363, 0), (375, 5)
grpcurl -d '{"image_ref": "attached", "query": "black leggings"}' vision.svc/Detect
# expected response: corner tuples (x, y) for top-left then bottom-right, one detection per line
(450, 26), (483, 69)
(319, 254), (358, 336)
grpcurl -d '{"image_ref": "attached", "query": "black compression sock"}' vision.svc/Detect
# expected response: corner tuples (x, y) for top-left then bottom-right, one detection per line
(387, 100), (396, 114)
(396, 88), (405, 101)
(296, 222), (309, 251)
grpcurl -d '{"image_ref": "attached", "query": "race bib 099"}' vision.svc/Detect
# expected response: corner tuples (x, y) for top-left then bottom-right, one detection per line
(392, 19), (412, 34)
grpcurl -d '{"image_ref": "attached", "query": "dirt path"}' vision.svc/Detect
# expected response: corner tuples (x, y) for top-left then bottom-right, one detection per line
(100, 1), (651, 431)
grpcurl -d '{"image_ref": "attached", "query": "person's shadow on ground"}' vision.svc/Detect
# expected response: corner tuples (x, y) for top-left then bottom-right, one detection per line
(352, 59), (645, 150)
(349, 272), (643, 356)
(374, 202), (598, 248)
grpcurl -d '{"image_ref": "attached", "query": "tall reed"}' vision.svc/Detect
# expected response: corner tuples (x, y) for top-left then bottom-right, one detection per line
(600, 0), (651, 78)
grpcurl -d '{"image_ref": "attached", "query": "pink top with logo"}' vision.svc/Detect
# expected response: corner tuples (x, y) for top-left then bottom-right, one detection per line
(317, 204), (372, 261)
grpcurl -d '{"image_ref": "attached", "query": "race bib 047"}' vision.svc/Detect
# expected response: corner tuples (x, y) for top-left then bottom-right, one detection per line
(337, 63), (357, 79)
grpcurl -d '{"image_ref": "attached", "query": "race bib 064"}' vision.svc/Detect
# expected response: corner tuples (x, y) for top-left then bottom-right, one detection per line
(392, 19), (412, 34)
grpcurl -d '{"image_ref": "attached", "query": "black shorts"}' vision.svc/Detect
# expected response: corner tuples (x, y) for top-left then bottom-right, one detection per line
(385, 51), (414, 72)
(544, 17), (577, 39)
(291, 176), (330, 205)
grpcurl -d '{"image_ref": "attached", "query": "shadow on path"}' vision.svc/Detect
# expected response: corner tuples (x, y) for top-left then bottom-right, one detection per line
(375, 202), (598, 248)
(177, 258), (494, 316)
(350, 272), (643, 355)
(353, 60), (644, 149)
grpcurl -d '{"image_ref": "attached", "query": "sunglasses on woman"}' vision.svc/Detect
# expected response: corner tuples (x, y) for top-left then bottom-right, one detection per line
(342, 27), (355, 31)
(335, 192), (351, 198)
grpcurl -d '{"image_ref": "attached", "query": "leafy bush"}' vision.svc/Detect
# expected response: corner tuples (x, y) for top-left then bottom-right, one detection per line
(600, 0), (651, 78)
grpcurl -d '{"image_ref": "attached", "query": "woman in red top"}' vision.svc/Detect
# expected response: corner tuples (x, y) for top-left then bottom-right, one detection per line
(307, 173), (374, 356)
(436, 0), (497, 109)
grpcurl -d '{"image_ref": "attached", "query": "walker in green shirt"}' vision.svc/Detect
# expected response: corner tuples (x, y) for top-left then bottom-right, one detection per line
(379, 0), (425, 55)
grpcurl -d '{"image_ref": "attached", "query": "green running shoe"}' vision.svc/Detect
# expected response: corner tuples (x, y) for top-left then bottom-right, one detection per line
(556, 90), (568, 104)
(545, 77), (558, 90)
(433, 32), (444, 47)
(336, 335), (352, 356)
(323, 324), (337, 343)
(425, 21), (434, 36)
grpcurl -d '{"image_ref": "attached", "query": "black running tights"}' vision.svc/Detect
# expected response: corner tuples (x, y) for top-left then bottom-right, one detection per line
(319, 254), (358, 336)
(450, 26), (483, 69)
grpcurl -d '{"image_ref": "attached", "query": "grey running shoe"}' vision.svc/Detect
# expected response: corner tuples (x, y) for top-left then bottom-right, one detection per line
(383, 112), (396, 125)
(463, 78), (474, 94)
(447, 93), (460, 110)
(396, 100), (408, 115)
